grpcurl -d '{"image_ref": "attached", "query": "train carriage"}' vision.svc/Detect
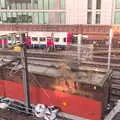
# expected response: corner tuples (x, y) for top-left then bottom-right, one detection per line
(26, 32), (73, 50)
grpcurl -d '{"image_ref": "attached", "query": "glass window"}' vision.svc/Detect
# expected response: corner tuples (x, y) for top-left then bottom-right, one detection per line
(44, 0), (49, 9)
(32, 37), (38, 41)
(40, 37), (45, 41)
(22, 3), (27, 9)
(21, 12), (28, 23)
(64, 38), (66, 42)
(60, 12), (65, 24)
(0, 0), (7, 9)
(114, 12), (120, 24)
(55, 38), (59, 42)
(33, 12), (39, 24)
(44, 12), (49, 24)
(96, 0), (101, 9)
(96, 12), (101, 24)
(38, 0), (43, 9)
(11, 12), (17, 23)
(88, 0), (92, 9)
(2, 12), (7, 23)
(61, 0), (65, 9)
(27, 12), (33, 23)
(6, 12), (11, 23)
(39, 12), (44, 24)
(10, 3), (16, 9)
(49, 0), (54, 9)
(87, 12), (92, 24)
(116, 0), (120, 9)
(17, 12), (22, 23)
(16, 3), (22, 9)
(12, 12), (17, 17)
(33, 0), (38, 9)
(27, 2), (32, 9)
(0, 13), (2, 22)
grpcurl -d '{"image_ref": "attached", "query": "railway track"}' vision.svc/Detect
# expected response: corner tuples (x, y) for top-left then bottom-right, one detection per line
(1, 48), (120, 70)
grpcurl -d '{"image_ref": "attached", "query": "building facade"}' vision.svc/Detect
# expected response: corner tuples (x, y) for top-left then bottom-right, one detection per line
(0, 0), (119, 25)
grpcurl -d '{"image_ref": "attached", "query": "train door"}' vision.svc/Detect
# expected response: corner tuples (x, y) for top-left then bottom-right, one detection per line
(32, 37), (39, 48)
(24, 36), (32, 48)
(7, 36), (13, 46)
(0, 36), (7, 48)
(54, 32), (67, 50)
(67, 32), (72, 48)
(39, 37), (46, 49)
(47, 36), (54, 52)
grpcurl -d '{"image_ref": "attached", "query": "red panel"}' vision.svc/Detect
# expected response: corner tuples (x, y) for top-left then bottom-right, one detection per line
(0, 40), (2, 44)
(38, 88), (102, 120)
(30, 86), (40, 104)
(0, 81), (5, 96)
(4, 81), (24, 101)
(0, 80), (102, 120)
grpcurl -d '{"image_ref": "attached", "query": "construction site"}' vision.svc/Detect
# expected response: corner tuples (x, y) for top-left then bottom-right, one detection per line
(0, 0), (120, 120)
(0, 24), (119, 120)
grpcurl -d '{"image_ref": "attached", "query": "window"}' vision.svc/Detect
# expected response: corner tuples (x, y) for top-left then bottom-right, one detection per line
(114, 12), (120, 24)
(39, 12), (44, 24)
(87, 12), (92, 24)
(10, 3), (16, 9)
(33, 12), (39, 24)
(40, 37), (46, 41)
(44, 12), (49, 24)
(60, 12), (65, 24)
(116, 0), (120, 9)
(44, 0), (49, 9)
(27, 12), (32, 23)
(88, 0), (92, 9)
(49, 0), (54, 9)
(16, 3), (21, 9)
(55, 38), (59, 42)
(72, 36), (77, 44)
(96, 0), (101, 9)
(38, 0), (43, 9)
(61, 0), (65, 9)
(27, 2), (32, 9)
(63, 38), (66, 42)
(32, 37), (38, 41)
(21, 3), (27, 9)
(96, 12), (101, 24)
(2, 12), (7, 23)
(0, 0), (7, 9)
(33, 0), (38, 9)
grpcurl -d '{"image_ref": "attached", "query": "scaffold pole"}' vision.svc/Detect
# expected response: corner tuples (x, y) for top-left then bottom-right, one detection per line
(20, 33), (30, 112)
(108, 29), (113, 70)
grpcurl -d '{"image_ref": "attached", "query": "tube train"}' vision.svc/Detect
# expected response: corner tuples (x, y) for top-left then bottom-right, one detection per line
(6, 32), (73, 50)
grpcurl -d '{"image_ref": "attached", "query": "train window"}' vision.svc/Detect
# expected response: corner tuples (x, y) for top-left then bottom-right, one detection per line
(55, 38), (59, 42)
(72, 36), (77, 44)
(40, 37), (45, 41)
(32, 37), (38, 41)
(63, 38), (66, 42)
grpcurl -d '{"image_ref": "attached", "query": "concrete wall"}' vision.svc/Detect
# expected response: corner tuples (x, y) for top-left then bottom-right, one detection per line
(101, 0), (113, 25)
(65, 0), (87, 24)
